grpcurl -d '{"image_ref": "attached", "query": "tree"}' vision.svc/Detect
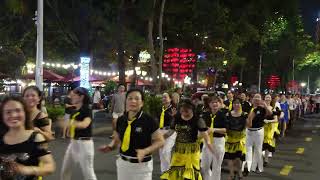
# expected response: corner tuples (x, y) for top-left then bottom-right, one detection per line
(147, 0), (158, 90)
(157, 0), (166, 92)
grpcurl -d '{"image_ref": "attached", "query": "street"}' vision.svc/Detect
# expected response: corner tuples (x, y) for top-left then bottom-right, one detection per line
(45, 113), (320, 180)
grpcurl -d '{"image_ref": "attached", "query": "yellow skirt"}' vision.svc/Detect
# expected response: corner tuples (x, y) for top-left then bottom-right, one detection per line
(224, 130), (246, 160)
(160, 142), (202, 180)
(263, 122), (277, 152)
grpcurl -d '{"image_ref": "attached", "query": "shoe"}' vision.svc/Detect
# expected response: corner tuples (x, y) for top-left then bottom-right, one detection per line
(263, 161), (268, 167)
(243, 167), (249, 177)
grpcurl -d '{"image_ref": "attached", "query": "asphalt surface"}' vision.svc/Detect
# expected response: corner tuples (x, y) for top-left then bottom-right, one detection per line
(45, 113), (320, 180)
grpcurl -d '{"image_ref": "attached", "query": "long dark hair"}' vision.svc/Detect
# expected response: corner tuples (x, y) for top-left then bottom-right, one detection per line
(0, 96), (32, 135)
(22, 85), (43, 110)
(73, 87), (90, 107)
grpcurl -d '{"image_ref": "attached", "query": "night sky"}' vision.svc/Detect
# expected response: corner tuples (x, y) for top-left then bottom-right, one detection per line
(299, 0), (320, 38)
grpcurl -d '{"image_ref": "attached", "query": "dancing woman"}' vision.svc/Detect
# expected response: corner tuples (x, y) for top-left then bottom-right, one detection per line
(99, 89), (165, 180)
(244, 94), (272, 174)
(60, 87), (97, 180)
(201, 96), (227, 180)
(262, 94), (281, 166)
(23, 86), (54, 140)
(161, 99), (214, 180)
(159, 93), (177, 173)
(224, 98), (250, 179)
(0, 96), (55, 179)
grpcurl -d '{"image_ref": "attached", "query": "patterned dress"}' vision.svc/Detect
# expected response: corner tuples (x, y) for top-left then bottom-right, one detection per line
(161, 115), (207, 180)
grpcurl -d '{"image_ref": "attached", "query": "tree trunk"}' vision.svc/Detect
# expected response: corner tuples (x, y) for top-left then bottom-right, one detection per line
(130, 49), (140, 88)
(157, 0), (166, 93)
(116, 0), (126, 86)
(148, 0), (157, 90)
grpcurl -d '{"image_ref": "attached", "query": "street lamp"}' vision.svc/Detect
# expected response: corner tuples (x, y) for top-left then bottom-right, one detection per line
(300, 82), (306, 87)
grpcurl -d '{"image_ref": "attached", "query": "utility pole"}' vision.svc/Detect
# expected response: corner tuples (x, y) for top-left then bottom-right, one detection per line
(292, 58), (295, 81)
(307, 75), (310, 94)
(35, 0), (44, 90)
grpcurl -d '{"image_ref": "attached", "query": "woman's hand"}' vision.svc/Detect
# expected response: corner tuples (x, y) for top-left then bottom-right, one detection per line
(169, 108), (177, 117)
(208, 128), (215, 134)
(13, 164), (36, 176)
(98, 145), (113, 153)
(206, 141), (216, 155)
(136, 149), (148, 163)
(33, 127), (42, 133)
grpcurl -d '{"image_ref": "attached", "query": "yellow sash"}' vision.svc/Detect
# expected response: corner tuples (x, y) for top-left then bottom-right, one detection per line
(228, 101), (233, 111)
(69, 112), (80, 139)
(210, 114), (216, 143)
(121, 117), (137, 152)
(159, 105), (169, 128)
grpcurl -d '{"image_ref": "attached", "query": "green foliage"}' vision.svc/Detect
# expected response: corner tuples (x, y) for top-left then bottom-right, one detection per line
(298, 51), (320, 69)
(262, 16), (288, 45)
(143, 93), (162, 118)
(46, 105), (65, 122)
(103, 80), (117, 95)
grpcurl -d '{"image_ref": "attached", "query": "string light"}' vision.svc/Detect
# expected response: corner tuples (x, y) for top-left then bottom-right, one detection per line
(25, 61), (172, 83)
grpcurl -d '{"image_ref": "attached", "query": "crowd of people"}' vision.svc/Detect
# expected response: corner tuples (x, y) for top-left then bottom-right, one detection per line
(0, 84), (319, 180)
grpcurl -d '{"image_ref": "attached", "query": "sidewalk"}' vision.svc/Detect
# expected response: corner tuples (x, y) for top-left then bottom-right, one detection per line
(92, 110), (113, 136)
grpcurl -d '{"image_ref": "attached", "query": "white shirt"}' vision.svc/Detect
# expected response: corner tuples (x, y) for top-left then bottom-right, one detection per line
(93, 91), (101, 103)
(275, 101), (282, 111)
(288, 98), (296, 110)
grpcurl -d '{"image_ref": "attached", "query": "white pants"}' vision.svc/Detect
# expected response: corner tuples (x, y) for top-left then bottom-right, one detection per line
(201, 137), (225, 180)
(61, 140), (97, 180)
(159, 130), (177, 172)
(245, 128), (264, 172)
(117, 158), (153, 180)
(64, 113), (71, 123)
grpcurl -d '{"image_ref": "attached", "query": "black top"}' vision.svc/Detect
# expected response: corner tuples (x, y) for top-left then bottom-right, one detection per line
(72, 106), (92, 138)
(201, 110), (227, 137)
(226, 112), (248, 131)
(0, 132), (50, 180)
(265, 107), (281, 120)
(33, 112), (50, 129)
(159, 104), (174, 128)
(241, 101), (252, 113)
(116, 111), (158, 157)
(251, 106), (267, 128)
(64, 96), (75, 114)
(224, 99), (232, 107)
(171, 115), (207, 143)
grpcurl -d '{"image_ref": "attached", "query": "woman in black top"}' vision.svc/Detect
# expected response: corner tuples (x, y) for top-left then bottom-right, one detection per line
(23, 86), (54, 140)
(0, 96), (55, 179)
(99, 89), (164, 180)
(160, 100), (214, 180)
(60, 87), (97, 180)
(262, 94), (281, 166)
(244, 93), (272, 174)
(159, 93), (176, 173)
(200, 96), (227, 180)
(225, 98), (251, 180)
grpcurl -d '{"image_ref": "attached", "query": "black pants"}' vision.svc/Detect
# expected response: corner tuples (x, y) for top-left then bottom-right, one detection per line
(289, 110), (296, 129)
(316, 103), (320, 113)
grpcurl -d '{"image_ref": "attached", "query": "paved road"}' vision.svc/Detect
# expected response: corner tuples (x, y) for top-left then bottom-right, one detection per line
(45, 113), (320, 180)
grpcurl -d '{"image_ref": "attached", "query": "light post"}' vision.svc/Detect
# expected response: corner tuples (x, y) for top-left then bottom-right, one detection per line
(35, 0), (44, 90)
(300, 82), (306, 94)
